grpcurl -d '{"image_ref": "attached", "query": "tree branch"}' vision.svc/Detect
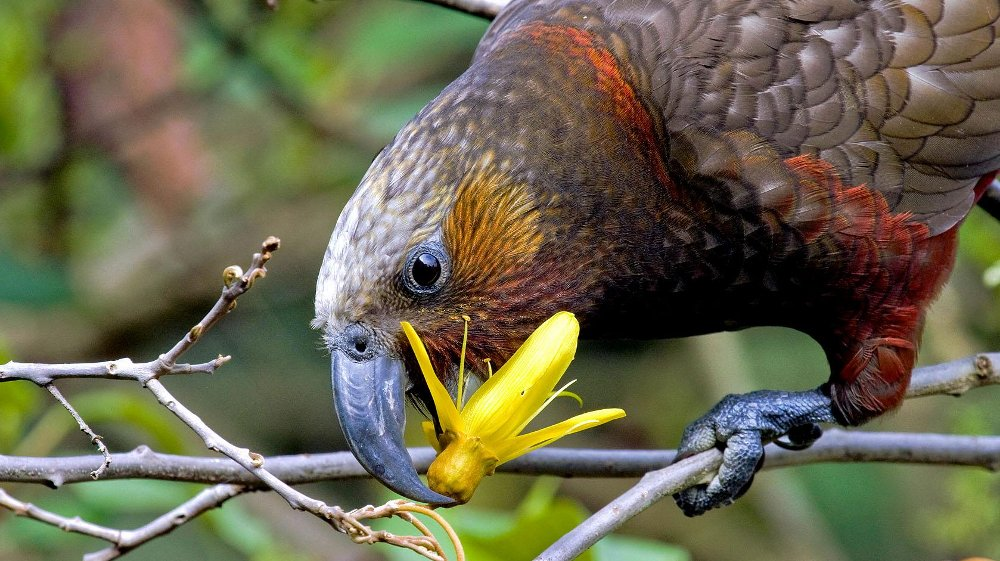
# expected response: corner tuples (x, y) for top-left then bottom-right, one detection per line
(1, 428), (998, 488)
(906, 352), (999, 397)
(0, 487), (123, 543)
(1, 353), (996, 561)
(421, 0), (508, 18)
(6, 431), (992, 561)
(2, 352), (995, 486)
(1, 483), (251, 561)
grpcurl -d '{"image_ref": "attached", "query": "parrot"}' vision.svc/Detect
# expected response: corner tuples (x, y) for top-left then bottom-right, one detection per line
(313, 0), (1000, 515)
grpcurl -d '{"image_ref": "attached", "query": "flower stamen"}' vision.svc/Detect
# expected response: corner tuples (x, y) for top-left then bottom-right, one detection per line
(457, 315), (470, 410)
(513, 378), (577, 436)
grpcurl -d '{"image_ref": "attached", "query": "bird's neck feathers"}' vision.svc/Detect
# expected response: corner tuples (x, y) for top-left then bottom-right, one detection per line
(488, 21), (674, 189)
(423, 21), (692, 339)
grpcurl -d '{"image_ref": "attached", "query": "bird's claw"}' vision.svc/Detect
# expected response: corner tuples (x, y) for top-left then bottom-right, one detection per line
(672, 389), (836, 516)
(673, 429), (765, 516)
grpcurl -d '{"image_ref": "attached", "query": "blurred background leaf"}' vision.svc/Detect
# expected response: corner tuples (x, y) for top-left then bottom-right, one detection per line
(0, 1), (997, 560)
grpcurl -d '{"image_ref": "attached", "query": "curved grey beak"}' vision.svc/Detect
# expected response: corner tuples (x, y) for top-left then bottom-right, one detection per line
(331, 350), (453, 505)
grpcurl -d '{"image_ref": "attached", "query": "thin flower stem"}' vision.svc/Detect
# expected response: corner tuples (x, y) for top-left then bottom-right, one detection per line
(396, 502), (466, 561)
(398, 513), (449, 561)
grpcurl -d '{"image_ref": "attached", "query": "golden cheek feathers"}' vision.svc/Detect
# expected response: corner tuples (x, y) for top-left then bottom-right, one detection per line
(443, 169), (544, 292)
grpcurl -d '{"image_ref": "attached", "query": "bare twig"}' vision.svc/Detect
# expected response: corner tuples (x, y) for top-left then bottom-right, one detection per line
(422, 0), (508, 18)
(83, 484), (249, 561)
(157, 236), (280, 367)
(0, 239), (276, 489)
(3, 428), (995, 560)
(0, 357), (228, 385)
(0, 238), (459, 560)
(0, 483), (248, 561)
(534, 431), (1000, 561)
(1, 477), (464, 561)
(906, 352), (999, 397)
(44, 384), (112, 479)
(764, 429), (999, 470)
(145, 393), (457, 559)
(0, 237), (278, 388)
(537, 450), (724, 561)
(0, 486), (122, 542)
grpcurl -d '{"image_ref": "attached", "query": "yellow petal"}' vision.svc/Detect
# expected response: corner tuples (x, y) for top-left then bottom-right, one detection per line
(461, 312), (579, 441)
(422, 420), (443, 452)
(401, 321), (464, 434)
(491, 408), (626, 464)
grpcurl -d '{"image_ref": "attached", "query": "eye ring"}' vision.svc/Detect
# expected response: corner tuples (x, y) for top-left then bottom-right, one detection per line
(402, 243), (450, 295)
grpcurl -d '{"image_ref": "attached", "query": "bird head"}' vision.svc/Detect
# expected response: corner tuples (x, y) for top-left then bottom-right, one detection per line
(313, 121), (590, 503)
(314, 20), (667, 503)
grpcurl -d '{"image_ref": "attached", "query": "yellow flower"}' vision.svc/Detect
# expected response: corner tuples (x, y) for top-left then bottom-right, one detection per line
(401, 311), (626, 503)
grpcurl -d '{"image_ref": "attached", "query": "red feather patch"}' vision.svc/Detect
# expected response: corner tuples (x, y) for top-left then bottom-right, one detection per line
(510, 22), (675, 193)
(784, 155), (959, 424)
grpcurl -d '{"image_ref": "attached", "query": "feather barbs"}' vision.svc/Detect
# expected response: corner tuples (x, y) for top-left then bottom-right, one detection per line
(443, 167), (544, 292)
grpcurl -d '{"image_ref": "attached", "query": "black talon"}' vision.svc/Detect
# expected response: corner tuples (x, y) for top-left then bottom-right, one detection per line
(774, 423), (824, 451)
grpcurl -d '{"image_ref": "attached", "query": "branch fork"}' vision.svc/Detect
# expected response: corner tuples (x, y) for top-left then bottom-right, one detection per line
(0, 238), (463, 561)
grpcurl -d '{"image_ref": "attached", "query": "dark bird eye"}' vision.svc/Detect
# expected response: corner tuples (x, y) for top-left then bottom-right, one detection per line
(403, 243), (449, 295)
(411, 252), (441, 287)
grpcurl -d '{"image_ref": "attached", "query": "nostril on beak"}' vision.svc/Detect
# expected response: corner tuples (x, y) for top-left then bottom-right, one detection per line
(340, 323), (374, 361)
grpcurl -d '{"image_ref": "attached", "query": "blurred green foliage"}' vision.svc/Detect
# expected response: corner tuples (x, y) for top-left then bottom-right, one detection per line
(0, 1), (998, 560)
